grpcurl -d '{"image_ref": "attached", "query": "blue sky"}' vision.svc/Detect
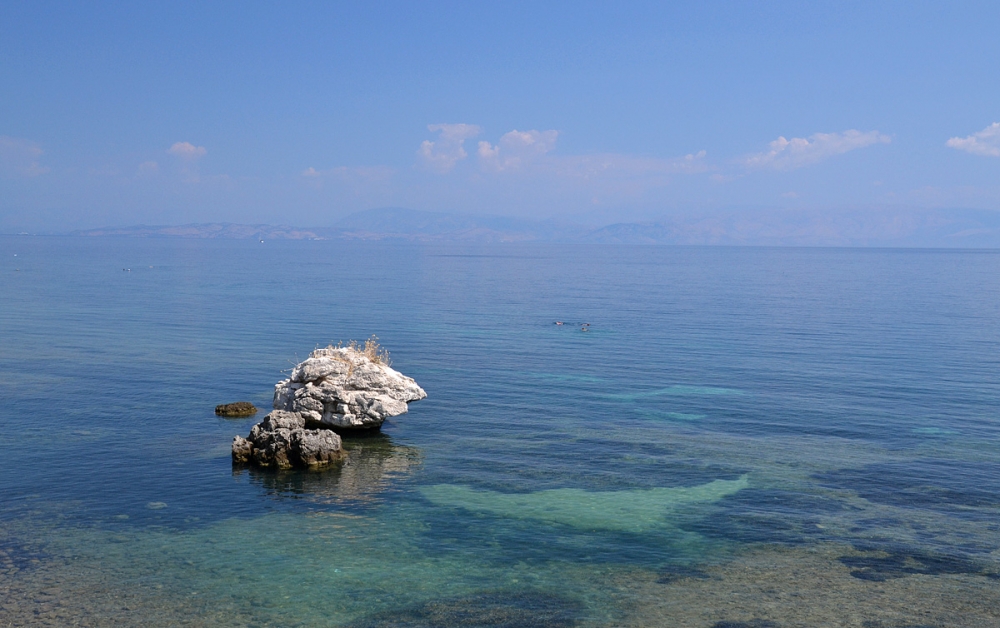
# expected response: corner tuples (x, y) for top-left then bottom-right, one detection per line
(1, 1), (998, 230)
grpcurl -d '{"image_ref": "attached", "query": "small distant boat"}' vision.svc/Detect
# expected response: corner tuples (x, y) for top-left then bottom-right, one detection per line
(555, 321), (565, 325)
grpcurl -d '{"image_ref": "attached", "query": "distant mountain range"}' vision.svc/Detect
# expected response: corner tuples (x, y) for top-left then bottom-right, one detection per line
(69, 206), (1000, 247)
(330, 208), (590, 242)
(72, 223), (325, 240)
(584, 208), (1000, 247)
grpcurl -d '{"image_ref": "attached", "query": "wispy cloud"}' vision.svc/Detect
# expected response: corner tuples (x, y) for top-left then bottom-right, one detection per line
(136, 160), (160, 176)
(411, 123), (711, 205)
(552, 150), (708, 180)
(167, 141), (207, 159)
(946, 122), (1000, 157)
(744, 130), (890, 170)
(0, 136), (49, 177)
(303, 166), (389, 179)
(473, 127), (708, 184)
(417, 123), (481, 173)
(166, 142), (208, 182)
(477, 129), (559, 172)
(302, 165), (394, 183)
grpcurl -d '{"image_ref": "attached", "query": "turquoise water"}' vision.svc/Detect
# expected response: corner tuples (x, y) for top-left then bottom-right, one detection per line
(1, 237), (999, 626)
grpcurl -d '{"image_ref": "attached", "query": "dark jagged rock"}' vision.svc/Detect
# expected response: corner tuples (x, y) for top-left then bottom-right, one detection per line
(232, 411), (344, 469)
(215, 401), (258, 417)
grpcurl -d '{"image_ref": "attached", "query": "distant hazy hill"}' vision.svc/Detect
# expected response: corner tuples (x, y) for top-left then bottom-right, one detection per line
(73, 223), (322, 240)
(73, 208), (588, 242)
(583, 208), (1000, 247)
(324, 207), (588, 242)
(70, 207), (1000, 247)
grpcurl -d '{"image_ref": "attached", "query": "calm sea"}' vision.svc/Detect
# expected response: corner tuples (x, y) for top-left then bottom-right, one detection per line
(1, 236), (999, 626)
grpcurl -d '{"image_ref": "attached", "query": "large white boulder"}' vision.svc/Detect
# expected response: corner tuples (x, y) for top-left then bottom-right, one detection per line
(273, 346), (426, 430)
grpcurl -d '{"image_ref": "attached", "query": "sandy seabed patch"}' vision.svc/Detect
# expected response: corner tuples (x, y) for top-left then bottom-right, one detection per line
(609, 544), (1000, 628)
(3, 542), (1000, 627)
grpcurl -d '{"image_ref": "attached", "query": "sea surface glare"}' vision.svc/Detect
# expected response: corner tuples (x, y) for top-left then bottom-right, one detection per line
(1, 237), (999, 626)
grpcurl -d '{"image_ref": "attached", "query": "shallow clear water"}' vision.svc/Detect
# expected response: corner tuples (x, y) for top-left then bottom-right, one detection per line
(1, 237), (999, 626)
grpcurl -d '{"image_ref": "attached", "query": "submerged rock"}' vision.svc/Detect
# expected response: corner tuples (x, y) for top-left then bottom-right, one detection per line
(215, 401), (258, 417)
(233, 344), (426, 468)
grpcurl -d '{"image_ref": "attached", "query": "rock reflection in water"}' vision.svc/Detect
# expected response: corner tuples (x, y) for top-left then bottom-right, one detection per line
(237, 434), (420, 505)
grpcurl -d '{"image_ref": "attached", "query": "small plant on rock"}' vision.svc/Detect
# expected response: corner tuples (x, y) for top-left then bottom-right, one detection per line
(331, 336), (392, 366)
(363, 335), (391, 365)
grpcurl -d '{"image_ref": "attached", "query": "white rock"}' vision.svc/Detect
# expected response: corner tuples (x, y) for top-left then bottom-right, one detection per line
(273, 346), (426, 430)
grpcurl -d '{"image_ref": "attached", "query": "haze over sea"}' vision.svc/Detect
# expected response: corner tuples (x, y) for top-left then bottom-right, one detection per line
(1, 235), (998, 626)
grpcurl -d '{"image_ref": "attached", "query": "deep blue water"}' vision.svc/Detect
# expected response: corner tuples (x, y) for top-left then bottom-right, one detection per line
(1, 236), (999, 626)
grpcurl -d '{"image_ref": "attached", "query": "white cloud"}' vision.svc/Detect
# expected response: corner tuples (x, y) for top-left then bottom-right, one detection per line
(137, 160), (160, 176)
(477, 129), (559, 171)
(167, 141), (207, 159)
(744, 130), (890, 170)
(417, 123), (481, 173)
(409, 122), (711, 203)
(0, 136), (49, 177)
(946, 122), (1000, 157)
(165, 142), (208, 183)
(414, 122), (710, 192)
(473, 127), (707, 185)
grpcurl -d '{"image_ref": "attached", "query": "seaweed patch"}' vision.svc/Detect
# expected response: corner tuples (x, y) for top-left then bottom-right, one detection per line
(0, 535), (46, 573)
(839, 546), (1000, 582)
(347, 591), (582, 628)
(816, 460), (1000, 516)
